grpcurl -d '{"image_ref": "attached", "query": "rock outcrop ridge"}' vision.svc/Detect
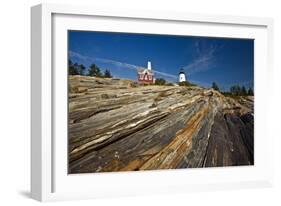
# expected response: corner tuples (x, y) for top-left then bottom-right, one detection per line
(68, 75), (254, 173)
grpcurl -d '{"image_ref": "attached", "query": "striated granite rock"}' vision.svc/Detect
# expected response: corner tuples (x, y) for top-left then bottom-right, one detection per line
(68, 75), (254, 173)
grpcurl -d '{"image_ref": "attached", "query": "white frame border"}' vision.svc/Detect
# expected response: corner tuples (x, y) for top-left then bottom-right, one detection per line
(31, 3), (274, 202)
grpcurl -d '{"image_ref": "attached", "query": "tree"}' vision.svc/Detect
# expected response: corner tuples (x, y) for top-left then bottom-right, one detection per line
(88, 64), (103, 77)
(68, 60), (86, 76)
(212, 82), (220, 91)
(230, 85), (241, 96)
(69, 60), (79, 75)
(78, 64), (86, 76)
(241, 86), (247, 96)
(229, 85), (250, 96)
(248, 87), (254, 96)
(104, 69), (112, 78)
(155, 78), (166, 85)
(230, 85), (236, 95)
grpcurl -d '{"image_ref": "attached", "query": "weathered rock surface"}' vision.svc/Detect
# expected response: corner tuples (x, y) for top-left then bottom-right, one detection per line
(68, 75), (254, 173)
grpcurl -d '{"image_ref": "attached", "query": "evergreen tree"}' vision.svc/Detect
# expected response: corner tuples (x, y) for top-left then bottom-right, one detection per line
(104, 69), (112, 78)
(78, 64), (86, 76)
(230, 86), (235, 95)
(241, 86), (247, 96)
(229, 85), (251, 96)
(68, 60), (79, 75)
(248, 87), (254, 96)
(212, 82), (220, 91)
(236, 85), (241, 95)
(88, 64), (103, 77)
(68, 59), (72, 68)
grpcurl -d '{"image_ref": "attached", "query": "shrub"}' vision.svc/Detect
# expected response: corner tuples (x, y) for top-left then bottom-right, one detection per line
(155, 78), (166, 85)
(179, 81), (196, 87)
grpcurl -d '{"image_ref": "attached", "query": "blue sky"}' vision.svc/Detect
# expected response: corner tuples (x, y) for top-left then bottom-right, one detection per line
(68, 30), (254, 91)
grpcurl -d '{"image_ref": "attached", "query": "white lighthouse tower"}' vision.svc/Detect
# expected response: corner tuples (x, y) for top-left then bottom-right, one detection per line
(179, 68), (186, 82)
(147, 61), (152, 71)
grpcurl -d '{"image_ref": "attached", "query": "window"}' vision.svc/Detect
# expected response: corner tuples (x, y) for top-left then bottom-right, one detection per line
(144, 73), (148, 80)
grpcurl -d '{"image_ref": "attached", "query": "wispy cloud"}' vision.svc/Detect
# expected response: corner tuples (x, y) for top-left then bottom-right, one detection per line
(69, 51), (137, 70)
(183, 41), (219, 76)
(153, 70), (177, 79)
(94, 57), (139, 70)
(69, 51), (177, 80)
